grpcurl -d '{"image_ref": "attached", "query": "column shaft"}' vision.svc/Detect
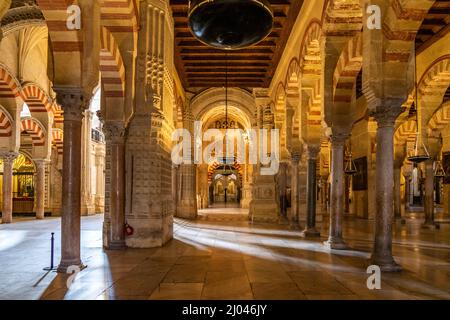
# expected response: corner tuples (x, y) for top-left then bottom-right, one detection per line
(324, 136), (347, 249)
(371, 118), (401, 271)
(55, 89), (85, 273)
(35, 160), (46, 220)
(289, 157), (300, 228)
(302, 148), (320, 237)
(423, 160), (435, 228)
(1, 153), (17, 224)
(394, 166), (402, 219)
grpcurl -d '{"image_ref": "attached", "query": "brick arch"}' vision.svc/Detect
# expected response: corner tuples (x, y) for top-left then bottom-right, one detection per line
(333, 33), (363, 111)
(285, 58), (300, 90)
(0, 106), (13, 137)
(0, 65), (21, 99)
(394, 119), (417, 147)
(207, 161), (243, 184)
(428, 100), (450, 134)
(36, 0), (84, 87)
(21, 83), (53, 113)
(100, 27), (126, 99)
(322, 0), (362, 36)
(21, 117), (46, 146)
(52, 128), (63, 155)
(418, 55), (450, 100)
(299, 20), (322, 77)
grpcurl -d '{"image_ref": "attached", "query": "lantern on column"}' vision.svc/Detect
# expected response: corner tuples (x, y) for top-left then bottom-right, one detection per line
(434, 157), (446, 178)
(344, 151), (358, 175)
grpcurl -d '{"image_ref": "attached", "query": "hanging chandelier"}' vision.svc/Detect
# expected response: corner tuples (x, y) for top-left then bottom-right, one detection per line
(344, 151), (358, 175)
(188, 0), (274, 50)
(434, 156), (446, 178)
(407, 46), (431, 164)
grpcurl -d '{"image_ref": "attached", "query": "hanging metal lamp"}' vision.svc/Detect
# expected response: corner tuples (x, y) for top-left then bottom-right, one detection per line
(188, 0), (274, 50)
(344, 151), (358, 175)
(407, 47), (431, 164)
(434, 157), (446, 178)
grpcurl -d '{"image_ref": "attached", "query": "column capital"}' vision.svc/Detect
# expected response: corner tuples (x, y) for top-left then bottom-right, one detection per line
(306, 145), (320, 160)
(103, 121), (126, 144)
(54, 86), (87, 122)
(291, 151), (301, 163)
(329, 133), (348, 146)
(0, 152), (18, 164)
(371, 106), (403, 128)
(34, 159), (49, 170)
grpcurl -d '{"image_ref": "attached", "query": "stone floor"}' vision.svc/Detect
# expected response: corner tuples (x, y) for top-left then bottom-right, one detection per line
(198, 203), (249, 221)
(0, 212), (449, 300)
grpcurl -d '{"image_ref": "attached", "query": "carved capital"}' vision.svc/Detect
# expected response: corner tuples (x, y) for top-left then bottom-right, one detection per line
(329, 133), (348, 146)
(1, 152), (18, 165)
(54, 87), (87, 122)
(103, 122), (126, 144)
(34, 159), (49, 172)
(306, 145), (320, 160)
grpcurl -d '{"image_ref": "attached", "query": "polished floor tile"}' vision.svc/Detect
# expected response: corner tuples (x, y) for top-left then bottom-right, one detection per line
(0, 213), (449, 300)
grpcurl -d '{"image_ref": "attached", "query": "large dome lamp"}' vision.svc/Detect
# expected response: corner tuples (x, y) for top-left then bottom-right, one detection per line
(188, 0), (274, 50)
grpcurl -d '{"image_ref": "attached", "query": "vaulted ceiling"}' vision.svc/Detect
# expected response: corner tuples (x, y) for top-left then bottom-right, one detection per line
(416, 0), (450, 53)
(169, 0), (304, 89)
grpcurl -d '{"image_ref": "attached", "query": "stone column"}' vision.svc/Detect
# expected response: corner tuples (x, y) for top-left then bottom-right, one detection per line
(324, 134), (347, 249)
(404, 173), (410, 212)
(393, 161), (402, 219)
(370, 113), (401, 272)
(1, 152), (17, 224)
(277, 162), (288, 220)
(302, 146), (320, 237)
(289, 153), (300, 228)
(104, 122), (126, 249)
(35, 160), (47, 220)
(422, 159), (436, 228)
(54, 87), (86, 273)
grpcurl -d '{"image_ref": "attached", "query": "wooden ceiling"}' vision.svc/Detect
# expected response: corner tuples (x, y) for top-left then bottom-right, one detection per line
(169, 0), (304, 89)
(415, 0), (450, 52)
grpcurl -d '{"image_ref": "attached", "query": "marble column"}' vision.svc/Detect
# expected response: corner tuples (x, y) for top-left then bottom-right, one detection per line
(370, 113), (401, 272)
(55, 87), (86, 273)
(104, 122), (126, 249)
(35, 160), (47, 220)
(404, 174), (411, 212)
(1, 152), (17, 224)
(289, 154), (300, 228)
(302, 146), (320, 237)
(393, 162), (402, 219)
(324, 134), (347, 249)
(277, 162), (288, 220)
(422, 159), (436, 228)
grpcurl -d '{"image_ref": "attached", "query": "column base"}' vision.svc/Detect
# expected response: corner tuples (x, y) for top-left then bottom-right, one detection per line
(107, 240), (127, 250)
(421, 222), (439, 230)
(300, 227), (321, 238)
(323, 237), (348, 250)
(57, 260), (87, 273)
(370, 255), (402, 272)
(1, 217), (12, 224)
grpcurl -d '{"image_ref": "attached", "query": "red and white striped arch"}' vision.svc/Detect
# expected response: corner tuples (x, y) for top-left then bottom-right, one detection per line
(0, 108), (13, 137)
(100, 0), (138, 32)
(0, 65), (21, 99)
(52, 128), (64, 154)
(100, 26), (125, 99)
(333, 33), (363, 110)
(21, 118), (46, 146)
(21, 83), (53, 113)
(418, 56), (450, 99)
(394, 119), (417, 147)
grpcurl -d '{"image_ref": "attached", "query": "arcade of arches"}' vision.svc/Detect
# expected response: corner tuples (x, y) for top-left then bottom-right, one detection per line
(0, 0), (449, 300)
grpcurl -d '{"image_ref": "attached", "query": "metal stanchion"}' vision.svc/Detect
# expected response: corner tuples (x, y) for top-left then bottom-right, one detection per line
(43, 232), (57, 271)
